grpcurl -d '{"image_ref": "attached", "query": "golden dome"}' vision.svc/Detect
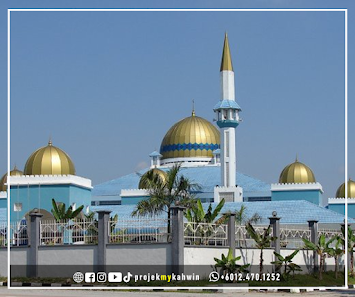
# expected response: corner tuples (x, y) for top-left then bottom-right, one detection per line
(0, 166), (23, 191)
(160, 113), (220, 159)
(335, 179), (355, 198)
(279, 158), (316, 184)
(138, 168), (167, 189)
(24, 140), (76, 175)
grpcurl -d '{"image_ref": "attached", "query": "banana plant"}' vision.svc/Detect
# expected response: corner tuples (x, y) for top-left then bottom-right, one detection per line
(271, 250), (301, 279)
(51, 198), (84, 222)
(302, 234), (328, 280)
(340, 225), (355, 277)
(185, 198), (225, 223)
(214, 248), (250, 278)
(326, 235), (344, 279)
(246, 223), (276, 274)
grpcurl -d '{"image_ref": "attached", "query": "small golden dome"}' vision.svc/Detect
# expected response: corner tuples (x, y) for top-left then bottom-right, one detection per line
(24, 140), (76, 175)
(335, 179), (355, 198)
(279, 158), (316, 184)
(160, 113), (220, 159)
(138, 168), (167, 189)
(0, 166), (23, 191)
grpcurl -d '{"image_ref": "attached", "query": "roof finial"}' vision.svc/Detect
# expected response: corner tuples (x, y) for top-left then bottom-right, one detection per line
(295, 154), (298, 162)
(48, 136), (52, 146)
(220, 32), (233, 72)
(13, 164), (17, 170)
(192, 99), (195, 116)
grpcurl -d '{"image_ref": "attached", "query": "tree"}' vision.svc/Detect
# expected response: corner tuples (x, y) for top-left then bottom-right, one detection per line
(131, 164), (200, 234)
(326, 235), (344, 279)
(51, 198), (84, 222)
(271, 250), (301, 279)
(302, 234), (328, 280)
(214, 248), (250, 279)
(246, 223), (275, 274)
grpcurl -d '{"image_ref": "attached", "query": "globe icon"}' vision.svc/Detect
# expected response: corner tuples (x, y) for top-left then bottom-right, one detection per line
(73, 272), (84, 283)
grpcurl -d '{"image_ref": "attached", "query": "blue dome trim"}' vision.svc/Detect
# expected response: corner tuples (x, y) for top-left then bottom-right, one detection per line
(160, 143), (220, 153)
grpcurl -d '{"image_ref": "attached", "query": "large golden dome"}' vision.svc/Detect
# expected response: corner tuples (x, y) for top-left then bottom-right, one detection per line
(279, 158), (316, 184)
(24, 140), (76, 175)
(138, 168), (167, 189)
(0, 166), (23, 191)
(335, 179), (355, 198)
(160, 112), (220, 159)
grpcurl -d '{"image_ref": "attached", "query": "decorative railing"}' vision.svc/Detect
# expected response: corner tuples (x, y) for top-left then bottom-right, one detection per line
(0, 220), (28, 247)
(109, 217), (170, 244)
(40, 219), (98, 245)
(279, 228), (311, 249)
(184, 222), (228, 246)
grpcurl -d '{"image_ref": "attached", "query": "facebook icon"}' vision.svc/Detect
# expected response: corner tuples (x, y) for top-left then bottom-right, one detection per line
(85, 272), (96, 283)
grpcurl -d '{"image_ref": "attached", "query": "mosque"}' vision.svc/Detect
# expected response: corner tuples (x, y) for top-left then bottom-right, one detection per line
(0, 34), (353, 225)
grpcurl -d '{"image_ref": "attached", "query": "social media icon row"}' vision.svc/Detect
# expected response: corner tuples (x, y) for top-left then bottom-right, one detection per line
(73, 271), (132, 283)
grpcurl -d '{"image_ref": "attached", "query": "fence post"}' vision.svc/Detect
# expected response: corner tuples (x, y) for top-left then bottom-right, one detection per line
(308, 220), (319, 271)
(28, 209), (43, 277)
(171, 206), (185, 275)
(97, 210), (111, 272)
(225, 212), (236, 257)
(269, 211), (280, 271)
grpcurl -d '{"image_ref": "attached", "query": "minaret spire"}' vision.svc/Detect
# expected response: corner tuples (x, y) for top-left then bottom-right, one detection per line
(220, 32), (233, 71)
(213, 33), (242, 202)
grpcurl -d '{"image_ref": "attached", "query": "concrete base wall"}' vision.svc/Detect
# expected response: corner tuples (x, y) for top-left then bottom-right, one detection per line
(0, 248), (7, 277)
(0, 245), (345, 278)
(107, 243), (171, 265)
(38, 245), (98, 266)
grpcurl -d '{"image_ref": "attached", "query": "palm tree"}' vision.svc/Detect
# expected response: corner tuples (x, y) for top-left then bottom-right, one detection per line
(302, 234), (328, 280)
(246, 223), (275, 274)
(131, 164), (200, 234)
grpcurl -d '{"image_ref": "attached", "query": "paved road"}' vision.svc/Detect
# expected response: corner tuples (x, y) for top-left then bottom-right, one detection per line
(0, 287), (355, 297)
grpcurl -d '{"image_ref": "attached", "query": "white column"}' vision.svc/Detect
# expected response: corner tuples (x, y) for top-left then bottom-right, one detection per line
(221, 127), (236, 187)
(220, 70), (235, 100)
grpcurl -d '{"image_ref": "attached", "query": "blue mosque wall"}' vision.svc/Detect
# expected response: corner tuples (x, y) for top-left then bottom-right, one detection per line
(121, 196), (149, 205)
(272, 190), (322, 206)
(328, 203), (355, 219)
(0, 198), (6, 209)
(9, 185), (91, 221)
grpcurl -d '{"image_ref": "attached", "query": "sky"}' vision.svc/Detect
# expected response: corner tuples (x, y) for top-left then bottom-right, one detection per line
(0, 0), (353, 203)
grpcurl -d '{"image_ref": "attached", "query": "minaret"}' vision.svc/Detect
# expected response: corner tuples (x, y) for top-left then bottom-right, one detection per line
(213, 33), (241, 194)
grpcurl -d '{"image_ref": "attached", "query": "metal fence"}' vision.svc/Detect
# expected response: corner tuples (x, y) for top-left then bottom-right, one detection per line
(0, 220), (28, 247)
(184, 221), (228, 246)
(109, 217), (170, 244)
(40, 219), (98, 245)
